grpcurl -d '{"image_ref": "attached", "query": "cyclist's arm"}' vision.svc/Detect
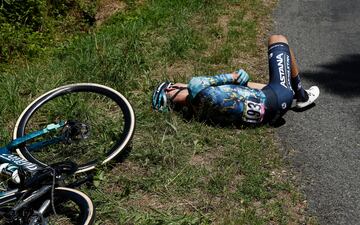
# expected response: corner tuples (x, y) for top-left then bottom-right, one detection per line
(188, 69), (250, 99)
(247, 82), (266, 90)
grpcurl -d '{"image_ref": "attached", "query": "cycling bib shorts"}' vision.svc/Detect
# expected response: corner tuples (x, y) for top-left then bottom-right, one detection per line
(262, 42), (294, 120)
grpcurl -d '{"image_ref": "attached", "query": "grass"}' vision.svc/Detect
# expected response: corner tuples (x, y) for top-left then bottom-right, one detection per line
(0, 0), (317, 224)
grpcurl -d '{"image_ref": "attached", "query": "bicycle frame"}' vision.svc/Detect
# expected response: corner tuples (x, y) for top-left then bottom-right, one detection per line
(0, 121), (66, 172)
(0, 121), (67, 199)
(0, 121), (69, 223)
(0, 184), (54, 224)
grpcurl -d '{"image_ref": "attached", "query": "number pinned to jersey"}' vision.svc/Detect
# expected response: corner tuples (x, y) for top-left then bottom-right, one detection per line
(242, 100), (265, 123)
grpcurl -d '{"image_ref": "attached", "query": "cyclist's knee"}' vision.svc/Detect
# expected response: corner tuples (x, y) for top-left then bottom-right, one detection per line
(268, 35), (288, 45)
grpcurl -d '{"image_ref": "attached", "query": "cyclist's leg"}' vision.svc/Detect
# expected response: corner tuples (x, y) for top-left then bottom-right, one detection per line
(268, 35), (298, 77)
(259, 34), (294, 124)
(268, 35), (309, 102)
(263, 35), (294, 110)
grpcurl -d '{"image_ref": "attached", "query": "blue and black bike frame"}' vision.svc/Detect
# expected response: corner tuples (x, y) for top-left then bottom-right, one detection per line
(0, 121), (66, 173)
(0, 121), (67, 213)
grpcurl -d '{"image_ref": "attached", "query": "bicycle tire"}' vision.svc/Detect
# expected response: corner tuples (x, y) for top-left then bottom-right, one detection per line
(44, 187), (95, 225)
(0, 187), (94, 225)
(13, 83), (135, 173)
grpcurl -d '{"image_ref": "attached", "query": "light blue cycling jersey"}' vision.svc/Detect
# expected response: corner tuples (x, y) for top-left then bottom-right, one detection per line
(185, 43), (295, 125)
(187, 73), (267, 124)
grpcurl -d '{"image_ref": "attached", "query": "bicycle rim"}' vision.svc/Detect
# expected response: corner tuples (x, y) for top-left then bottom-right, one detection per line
(13, 83), (135, 172)
(0, 187), (94, 225)
(45, 187), (95, 225)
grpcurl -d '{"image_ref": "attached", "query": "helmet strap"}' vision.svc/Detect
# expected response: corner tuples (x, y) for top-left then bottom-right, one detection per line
(168, 87), (187, 102)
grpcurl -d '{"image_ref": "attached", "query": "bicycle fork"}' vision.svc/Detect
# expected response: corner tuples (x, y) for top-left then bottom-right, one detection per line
(28, 199), (51, 225)
(10, 185), (52, 225)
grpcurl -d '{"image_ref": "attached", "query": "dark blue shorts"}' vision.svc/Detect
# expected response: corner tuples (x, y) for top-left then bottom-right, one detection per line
(262, 42), (294, 120)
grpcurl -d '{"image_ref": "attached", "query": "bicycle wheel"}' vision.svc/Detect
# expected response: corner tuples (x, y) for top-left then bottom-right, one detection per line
(44, 187), (95, 225)
(13, 83), (135, 173)
(0, 187), (94, 225)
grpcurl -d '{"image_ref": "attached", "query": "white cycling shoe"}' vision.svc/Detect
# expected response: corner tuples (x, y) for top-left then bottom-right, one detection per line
(295, 86), (320, 108)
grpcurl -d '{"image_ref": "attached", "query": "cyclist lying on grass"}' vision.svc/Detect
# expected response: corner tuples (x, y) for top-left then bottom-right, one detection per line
(152, 35), (320, 126)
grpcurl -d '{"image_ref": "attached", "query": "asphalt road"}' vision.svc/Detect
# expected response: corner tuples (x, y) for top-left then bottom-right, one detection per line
(273, 1), (360, 224)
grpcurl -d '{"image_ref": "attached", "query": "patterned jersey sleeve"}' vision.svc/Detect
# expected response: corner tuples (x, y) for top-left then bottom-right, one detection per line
(187, 69), (250, 100)
(188, 73), (234, 100)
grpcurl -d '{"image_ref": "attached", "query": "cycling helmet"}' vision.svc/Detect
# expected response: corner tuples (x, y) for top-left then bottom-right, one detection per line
(152, 81), (173, 112)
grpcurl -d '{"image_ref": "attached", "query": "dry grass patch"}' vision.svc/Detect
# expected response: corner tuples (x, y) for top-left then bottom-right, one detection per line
(164, 61), (195, 81)
(96, 0), (127, 26)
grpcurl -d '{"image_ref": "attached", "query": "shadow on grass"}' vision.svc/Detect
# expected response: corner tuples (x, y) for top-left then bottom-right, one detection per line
(303, 54), (360, 98)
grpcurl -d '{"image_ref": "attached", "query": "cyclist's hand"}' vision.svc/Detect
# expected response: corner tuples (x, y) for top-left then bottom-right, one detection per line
(234, 69), (250, 86)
